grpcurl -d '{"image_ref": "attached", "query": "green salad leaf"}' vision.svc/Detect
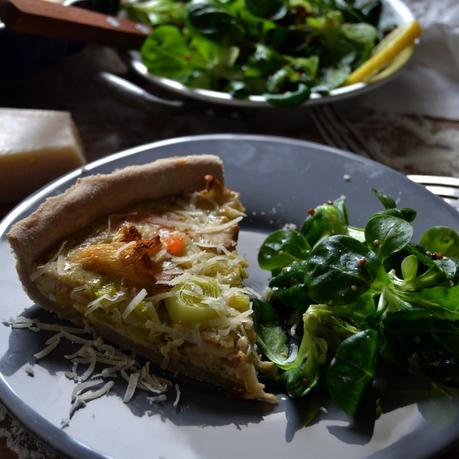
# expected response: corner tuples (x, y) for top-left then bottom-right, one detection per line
(420, 226), (459, 258)
(141, 25), (194, 79)
(258, 228), (310, 271)
(255, 190), (459, 418)
(327, 329), (379, 415)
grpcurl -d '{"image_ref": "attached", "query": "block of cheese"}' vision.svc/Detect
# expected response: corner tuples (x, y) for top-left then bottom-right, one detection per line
(0, 108), (85, 202)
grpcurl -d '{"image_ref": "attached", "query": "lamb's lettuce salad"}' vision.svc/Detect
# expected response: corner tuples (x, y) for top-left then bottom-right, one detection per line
(255, 190), (459, 416)
(124, 0), (386, 106)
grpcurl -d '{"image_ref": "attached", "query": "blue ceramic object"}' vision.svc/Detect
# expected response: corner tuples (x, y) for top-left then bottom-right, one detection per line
(0, 135), (458, 459)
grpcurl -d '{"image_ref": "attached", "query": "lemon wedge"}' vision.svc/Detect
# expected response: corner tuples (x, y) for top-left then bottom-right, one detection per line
(346, 20), (422, 85)
(367, 44), (414, 83)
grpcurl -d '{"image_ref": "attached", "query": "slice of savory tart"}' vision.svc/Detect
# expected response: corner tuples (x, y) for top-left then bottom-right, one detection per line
(8, 155), (275, 402)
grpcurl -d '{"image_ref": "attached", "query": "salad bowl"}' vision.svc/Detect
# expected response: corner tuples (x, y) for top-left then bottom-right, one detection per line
(122, 0), (418, 108)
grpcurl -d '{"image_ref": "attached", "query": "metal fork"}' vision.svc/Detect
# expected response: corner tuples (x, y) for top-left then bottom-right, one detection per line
(311, 105), (459, 211)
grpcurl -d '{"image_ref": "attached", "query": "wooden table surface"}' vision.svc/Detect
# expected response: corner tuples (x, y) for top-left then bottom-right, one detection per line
(0, 44), (458, 459)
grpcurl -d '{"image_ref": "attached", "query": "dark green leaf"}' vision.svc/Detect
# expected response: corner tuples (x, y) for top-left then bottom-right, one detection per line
(372, 189), (396, 209)
(373, 208), (417, 223)
(365, 215), (413, 260)
(187, 0), (244, 44)
(400, 285), (459, 319)
(416, 334), (459, 386)
(244, 43), (283, 78)
(246, 0), (286, 20)
(382, 309), (459, 335)
(382, 309), (459, 384)
(258, 229), (310, 271)
(252, 297), (279, 324)
(265, 83), (311, 107)
(352, 0), (382, 25)
(304, 235), (387, 306)
(327, 329), (379, 415)
(327, 293), (378, 328)
(270, 285), (310, 311)
(252, 299), (302, 369)
(333, 0), (382, 26)
(269, 260), (308, 287)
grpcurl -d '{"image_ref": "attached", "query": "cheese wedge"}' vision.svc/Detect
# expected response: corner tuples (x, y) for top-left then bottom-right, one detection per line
(0, 108), (85, 202)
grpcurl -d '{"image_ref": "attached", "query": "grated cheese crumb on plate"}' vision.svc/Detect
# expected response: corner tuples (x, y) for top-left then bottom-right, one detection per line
(33, 333), (62, 360)
(173, 383), (181, 408)
(7, 316), (174, 423)
(147, 394), (167, 404)
(123, 372), (140, 403)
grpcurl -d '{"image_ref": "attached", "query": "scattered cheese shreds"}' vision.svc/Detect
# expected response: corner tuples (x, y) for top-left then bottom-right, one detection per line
(7, 316), (173, 424)
(173, 384), (181, 408)
(34, 335), (62, 360)
(80, 381), (115, 403)
(79, 347), (97, 381)
(123, 372), (140, 403)
(6, 316), (90, 335)
(45, 331), (63, 345)
(69, 381), (115, 418)
(71, 378), (104, 401)
(147, 394), (167, 404)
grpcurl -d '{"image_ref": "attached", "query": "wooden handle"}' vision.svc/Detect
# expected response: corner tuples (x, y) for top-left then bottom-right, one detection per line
(0, 0), (152, 49)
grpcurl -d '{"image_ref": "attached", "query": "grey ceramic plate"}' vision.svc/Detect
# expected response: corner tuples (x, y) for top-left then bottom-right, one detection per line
(0, 134), (458, 459)
(126, 0), (416, 108)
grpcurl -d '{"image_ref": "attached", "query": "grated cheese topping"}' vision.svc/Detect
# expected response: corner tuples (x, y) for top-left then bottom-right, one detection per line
(29, 185), (255, 362)
(122, 288), (148, 320)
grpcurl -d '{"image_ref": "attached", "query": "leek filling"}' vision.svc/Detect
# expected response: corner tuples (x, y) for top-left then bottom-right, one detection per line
(31, 185), (262, 382)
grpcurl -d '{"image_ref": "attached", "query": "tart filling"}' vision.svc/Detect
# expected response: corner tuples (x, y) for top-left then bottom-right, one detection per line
(30, 175), (274, 401)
